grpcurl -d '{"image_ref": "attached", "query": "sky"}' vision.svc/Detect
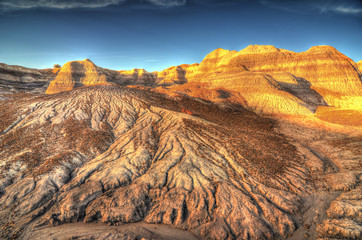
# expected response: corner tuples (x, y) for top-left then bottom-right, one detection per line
(0, 0), (361, 71)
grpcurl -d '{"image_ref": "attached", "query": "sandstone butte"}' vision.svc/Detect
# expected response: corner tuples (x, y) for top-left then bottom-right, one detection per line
(45, 59), (108, 94)
(44, 45), (362, 116)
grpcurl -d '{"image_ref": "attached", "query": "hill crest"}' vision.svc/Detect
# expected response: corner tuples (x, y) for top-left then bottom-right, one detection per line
(2, 44), (361, 115)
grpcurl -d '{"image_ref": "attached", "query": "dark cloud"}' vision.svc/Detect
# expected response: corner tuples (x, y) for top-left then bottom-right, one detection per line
(0, 0), (126, 10)
(0, 0), (189, 11)
(190, 0), (245, 6)
(258, 0), (362, 16)
(3, 0), (360, 16)
(0, 0), (244, 11)
(146, 0), (186, 7)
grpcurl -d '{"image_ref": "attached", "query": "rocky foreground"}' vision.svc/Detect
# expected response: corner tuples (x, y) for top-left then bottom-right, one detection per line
(0, 45), (361, 239)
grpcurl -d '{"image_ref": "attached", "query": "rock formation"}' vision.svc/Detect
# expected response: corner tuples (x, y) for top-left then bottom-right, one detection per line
(43, 45), (362, 115)
(45, 59), (108, 94)
(179, 45), (362, 114)
(317, 185), (362, 240)
(155, 65), (187, 86)
(0, 63), (55, 94)
(45, 62), (156, 94)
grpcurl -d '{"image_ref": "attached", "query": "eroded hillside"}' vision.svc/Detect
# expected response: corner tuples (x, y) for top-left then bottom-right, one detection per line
(0, 84), (313, 239)
(0, 45), (361, 240)
(0, 63), (57, 95)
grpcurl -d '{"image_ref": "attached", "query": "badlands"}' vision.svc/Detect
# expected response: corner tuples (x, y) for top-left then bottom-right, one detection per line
(0, 45), (361, 239)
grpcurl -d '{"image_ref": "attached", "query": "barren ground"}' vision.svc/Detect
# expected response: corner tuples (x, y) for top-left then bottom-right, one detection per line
(0, 85), (361, 240)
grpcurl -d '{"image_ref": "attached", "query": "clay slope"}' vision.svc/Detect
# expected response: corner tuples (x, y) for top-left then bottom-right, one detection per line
(182, 45), (362, 112)
(0, 84), (312, 240)
(0, 63), (56, 94)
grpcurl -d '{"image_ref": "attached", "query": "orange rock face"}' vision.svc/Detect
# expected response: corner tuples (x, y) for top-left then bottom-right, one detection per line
(156, 65), (188, 86)
(45, 45), (362, 116)
(238, 46), (361, 106)
(179, 45), (362, 114)
(45, 59), (108, 94)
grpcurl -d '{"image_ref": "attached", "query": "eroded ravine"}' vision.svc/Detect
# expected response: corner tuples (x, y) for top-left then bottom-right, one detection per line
(0, 85), (313, 239)
(278, 119), (362, 240)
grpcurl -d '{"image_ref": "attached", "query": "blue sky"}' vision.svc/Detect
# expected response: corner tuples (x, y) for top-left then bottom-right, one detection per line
(0, 0), (361, 71)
